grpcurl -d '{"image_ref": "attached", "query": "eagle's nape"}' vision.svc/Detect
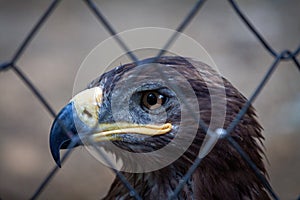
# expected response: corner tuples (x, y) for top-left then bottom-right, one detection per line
(49, 56), (271, 200)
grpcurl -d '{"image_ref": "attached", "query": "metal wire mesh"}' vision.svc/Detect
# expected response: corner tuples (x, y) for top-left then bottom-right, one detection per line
(1, 0), (299, 199)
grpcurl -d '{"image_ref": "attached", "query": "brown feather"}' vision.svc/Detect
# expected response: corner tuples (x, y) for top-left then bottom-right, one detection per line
(89, 56), (270, 200)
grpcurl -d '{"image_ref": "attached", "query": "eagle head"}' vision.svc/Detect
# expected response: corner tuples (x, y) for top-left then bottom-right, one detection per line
(49, 56), (270, 199)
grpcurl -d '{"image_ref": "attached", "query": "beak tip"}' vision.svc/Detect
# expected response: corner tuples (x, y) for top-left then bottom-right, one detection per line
(57, 161), (62, 168)
(49, 102), (76, 168)
(50, 143), (62, 168)
(49, 137), (62, 167)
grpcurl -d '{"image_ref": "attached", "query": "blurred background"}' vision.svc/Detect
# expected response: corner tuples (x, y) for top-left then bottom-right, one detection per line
(0, 0), (299, 199)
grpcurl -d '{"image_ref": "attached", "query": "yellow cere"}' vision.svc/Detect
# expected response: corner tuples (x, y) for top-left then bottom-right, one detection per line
(71, 87), (103, 128)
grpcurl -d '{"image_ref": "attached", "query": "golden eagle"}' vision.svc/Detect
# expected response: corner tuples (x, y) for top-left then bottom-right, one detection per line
(50, 56), (270, 199)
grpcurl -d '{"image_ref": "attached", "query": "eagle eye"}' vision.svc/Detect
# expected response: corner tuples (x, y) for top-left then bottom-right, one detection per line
(142, 91), (166, 110)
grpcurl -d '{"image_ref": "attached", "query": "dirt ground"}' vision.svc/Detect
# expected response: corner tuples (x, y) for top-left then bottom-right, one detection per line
(0, 0), (299, 199)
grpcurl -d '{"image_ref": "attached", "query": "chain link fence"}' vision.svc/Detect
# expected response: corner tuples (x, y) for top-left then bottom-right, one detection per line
(0, 0), (299, 199)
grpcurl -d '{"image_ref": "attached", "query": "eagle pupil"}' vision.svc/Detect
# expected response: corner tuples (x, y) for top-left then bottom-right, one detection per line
(147, 93), (157, 105)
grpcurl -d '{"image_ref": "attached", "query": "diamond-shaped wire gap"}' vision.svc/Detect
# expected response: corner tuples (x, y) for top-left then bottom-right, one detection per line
(227, 0), (277, 58)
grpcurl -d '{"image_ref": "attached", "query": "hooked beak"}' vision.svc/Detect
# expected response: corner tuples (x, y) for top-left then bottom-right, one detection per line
(49, 87), (172, 167)
(49, 102), (81, 167)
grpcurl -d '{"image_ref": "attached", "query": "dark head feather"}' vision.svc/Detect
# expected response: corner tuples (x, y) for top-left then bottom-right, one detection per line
(86, 56), (270, 200)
